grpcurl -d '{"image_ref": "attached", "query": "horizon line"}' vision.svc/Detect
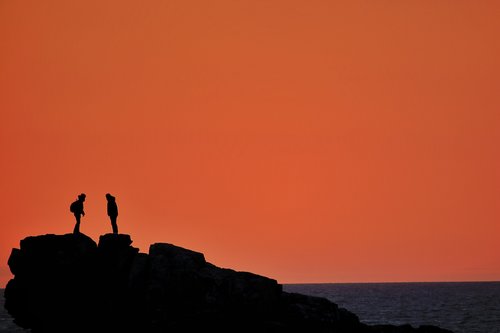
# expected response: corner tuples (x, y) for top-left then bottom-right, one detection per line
(282, 279), (500, 285)
(4, 280), (499, 289)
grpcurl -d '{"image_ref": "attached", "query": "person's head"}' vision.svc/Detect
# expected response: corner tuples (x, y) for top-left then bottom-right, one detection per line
(78, 193), (86, 201)
(106, 193), (114, 201)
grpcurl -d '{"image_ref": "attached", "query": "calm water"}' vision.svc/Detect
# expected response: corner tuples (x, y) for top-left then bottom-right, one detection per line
(284, 282), (500, 333)
(1, 282), (499, 332)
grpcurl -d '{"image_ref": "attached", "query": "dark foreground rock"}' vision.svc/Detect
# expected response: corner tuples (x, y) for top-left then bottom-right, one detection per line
(5, 233), (453, 333)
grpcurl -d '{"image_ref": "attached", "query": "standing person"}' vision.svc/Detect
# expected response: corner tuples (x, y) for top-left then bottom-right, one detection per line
(70, 193), (86, 234)
(106, 193), (119, 234)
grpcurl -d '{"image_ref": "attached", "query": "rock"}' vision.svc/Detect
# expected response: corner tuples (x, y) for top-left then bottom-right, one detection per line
(417, 325), (454, 333)
(5, 233), (98, 331)
(149, 243), (205, 270)
(4, 233), (455, 333)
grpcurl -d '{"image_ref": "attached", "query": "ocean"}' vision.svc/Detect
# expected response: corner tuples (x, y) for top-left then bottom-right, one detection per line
(1, 282), (499, 332)
(284, 282), (500, 333)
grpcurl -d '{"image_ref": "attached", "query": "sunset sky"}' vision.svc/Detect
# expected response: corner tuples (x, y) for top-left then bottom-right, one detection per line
(1, 0), (499, 287)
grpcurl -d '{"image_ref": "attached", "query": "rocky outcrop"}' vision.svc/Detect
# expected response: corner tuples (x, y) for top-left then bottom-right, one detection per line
(4, 233), (453, 333)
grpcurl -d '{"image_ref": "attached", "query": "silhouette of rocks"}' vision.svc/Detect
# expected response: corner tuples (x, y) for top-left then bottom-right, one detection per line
(5, 233), (454, 333)
(5, 233), (97, 331)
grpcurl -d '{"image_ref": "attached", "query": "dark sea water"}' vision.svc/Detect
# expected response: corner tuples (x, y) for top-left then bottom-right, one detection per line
(284, 282), (500, 333)
(1, 283), (499, 332)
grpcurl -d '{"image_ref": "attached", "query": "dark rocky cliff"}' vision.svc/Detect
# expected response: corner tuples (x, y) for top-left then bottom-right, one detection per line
(5, 233), (453, 333)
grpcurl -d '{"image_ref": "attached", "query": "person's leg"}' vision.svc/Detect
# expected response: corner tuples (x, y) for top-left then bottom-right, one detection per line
(74, 215), (80, 234)
(111, 216), (118, 234)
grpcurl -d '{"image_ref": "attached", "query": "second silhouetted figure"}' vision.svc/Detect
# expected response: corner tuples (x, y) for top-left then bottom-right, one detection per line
(106, 193), (119, 234)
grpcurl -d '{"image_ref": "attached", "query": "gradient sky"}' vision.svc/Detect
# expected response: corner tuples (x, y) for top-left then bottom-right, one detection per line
(1, 0), (499, 287)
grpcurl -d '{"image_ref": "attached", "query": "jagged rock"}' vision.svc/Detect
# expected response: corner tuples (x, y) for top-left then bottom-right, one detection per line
(5, 233), (97, 331)
(4, 233), (454, 333)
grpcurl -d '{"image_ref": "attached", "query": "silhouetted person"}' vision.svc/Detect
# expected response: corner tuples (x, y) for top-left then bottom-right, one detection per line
(106, 193), (118, 234)
(70, 193), (86, 234)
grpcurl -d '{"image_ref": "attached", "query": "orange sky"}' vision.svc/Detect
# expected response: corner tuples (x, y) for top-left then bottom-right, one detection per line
(1, 0), (499, 287)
